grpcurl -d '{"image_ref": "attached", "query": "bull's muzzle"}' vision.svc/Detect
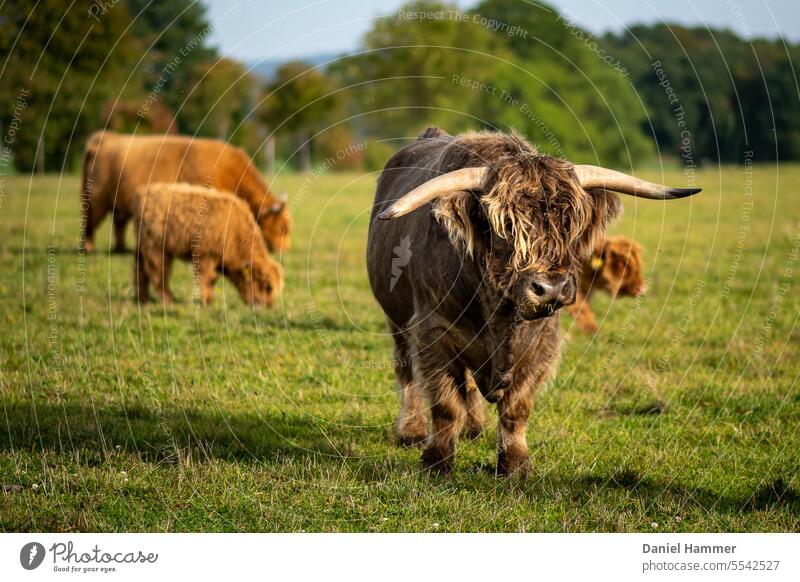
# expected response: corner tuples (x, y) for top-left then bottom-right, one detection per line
(516, 272), (575, 320)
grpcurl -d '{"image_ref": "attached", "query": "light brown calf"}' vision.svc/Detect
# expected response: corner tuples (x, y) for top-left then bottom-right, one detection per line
(133, 183), (282, 307)
(567, 236), (645, 333)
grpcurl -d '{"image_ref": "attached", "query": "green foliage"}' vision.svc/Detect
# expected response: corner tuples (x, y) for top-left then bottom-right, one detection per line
(363, 140), (399, 172)
(335, 0), (653, 166)
(474, 0), (653, 165)
(0, 0), (143, 171)
(261, 62), (341, 134)
(334, 0), (504, 138)
(125, 0), (216, 126)
(260, 61), (345, 171)
(6, 1), (800, 174)
(180, 58), (256, 141)
(601, 25), (800, 163)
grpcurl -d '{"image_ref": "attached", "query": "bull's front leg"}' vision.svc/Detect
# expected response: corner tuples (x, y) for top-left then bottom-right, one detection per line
(495, 318), (560, 476)
(496, 382), (533, 476)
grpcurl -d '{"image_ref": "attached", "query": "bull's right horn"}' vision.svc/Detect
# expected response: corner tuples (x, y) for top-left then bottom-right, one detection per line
(573, 165), (701, 200)
(378, 167), (489, 220)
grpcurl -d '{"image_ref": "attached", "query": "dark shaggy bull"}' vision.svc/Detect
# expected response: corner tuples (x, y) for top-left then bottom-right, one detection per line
(367, 127), (699, 475)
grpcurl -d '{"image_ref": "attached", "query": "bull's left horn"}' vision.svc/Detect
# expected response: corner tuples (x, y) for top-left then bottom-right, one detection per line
(573, 165), (701, 200)
(378, 166), (489, 220)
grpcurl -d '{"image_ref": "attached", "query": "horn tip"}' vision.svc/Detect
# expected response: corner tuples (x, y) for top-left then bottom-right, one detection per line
(668, 187), (702, 199)
(377, 209), (395, 220)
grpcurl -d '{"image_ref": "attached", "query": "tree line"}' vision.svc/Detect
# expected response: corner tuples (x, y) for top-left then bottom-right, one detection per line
(1, 0), (797, 175)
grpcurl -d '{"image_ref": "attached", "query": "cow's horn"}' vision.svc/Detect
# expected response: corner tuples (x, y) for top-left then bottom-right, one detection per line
(378, 167), (489, 220)
(573, 165), (701, 200)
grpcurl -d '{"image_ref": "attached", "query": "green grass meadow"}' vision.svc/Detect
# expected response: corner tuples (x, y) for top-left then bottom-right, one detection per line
(1, 164), (799, 532)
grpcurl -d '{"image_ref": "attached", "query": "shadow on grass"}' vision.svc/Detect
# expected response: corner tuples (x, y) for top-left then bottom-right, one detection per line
(0, 400), (379, 467)
(575, 467), (800, 515)
(460, 463), (800, 517)
(5, 400), (797, 519)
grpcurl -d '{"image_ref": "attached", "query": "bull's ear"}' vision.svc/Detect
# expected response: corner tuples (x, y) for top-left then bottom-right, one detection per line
(582, 188), (622, 256)
(592, 188), (623, 226)
(431, 191), (479, 257)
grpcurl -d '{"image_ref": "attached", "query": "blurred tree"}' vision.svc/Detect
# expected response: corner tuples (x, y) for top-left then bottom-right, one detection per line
(259, 61), (344, 172)
(314, 125), (365, 171)
(334, 0), (653, 167)
(475, 0), (654, 166)
(102, 99), (177, 134)
(0, 0), (143, 172)
(181, 58), (256, 140)
(125, 0), (215, 129)
(602, 24), (800, 163)
(333, 0), (503, 139)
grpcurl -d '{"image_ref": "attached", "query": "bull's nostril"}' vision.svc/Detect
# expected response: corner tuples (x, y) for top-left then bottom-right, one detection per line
(531, 282), (546, 297)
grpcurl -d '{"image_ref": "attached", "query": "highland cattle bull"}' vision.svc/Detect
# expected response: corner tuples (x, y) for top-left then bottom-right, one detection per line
(367, 127), (699, 475)
(80, 131), (291, 255)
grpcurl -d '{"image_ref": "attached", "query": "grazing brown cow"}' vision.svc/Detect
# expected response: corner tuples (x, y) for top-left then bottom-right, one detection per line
(80, 131), (290, 254)
(133, 182), (282, 307)
(567, 236), (646, 333)
(367, 127), (699, 475)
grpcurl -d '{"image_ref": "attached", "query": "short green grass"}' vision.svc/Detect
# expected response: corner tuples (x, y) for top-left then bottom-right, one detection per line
(1, 164), (799, 532)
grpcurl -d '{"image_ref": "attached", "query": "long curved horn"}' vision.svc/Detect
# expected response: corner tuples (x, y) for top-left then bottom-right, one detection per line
(574, 165), (700, 200)
(378, 167), (489, 220)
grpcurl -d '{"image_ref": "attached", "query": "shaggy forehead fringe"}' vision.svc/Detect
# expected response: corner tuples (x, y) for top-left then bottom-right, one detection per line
(433, 130), (602, 271)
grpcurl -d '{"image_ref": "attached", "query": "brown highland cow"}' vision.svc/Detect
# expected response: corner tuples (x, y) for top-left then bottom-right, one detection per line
(367, 127), (699, 475)
(80, 131), (290, 254)
(133, 182), (283, 307)
(567, 236), (646, 333)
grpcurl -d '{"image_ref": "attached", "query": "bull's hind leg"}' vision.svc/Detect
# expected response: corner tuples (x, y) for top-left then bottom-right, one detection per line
(390, 322), (428, 446)
(414, 318), (469, 473)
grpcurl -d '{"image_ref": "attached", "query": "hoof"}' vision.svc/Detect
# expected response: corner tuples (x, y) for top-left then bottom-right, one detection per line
(397, 415), (428, 448)
(421, 445), (453, 475)
(397, 431), (427, 448)
(497, 450), (531, 477)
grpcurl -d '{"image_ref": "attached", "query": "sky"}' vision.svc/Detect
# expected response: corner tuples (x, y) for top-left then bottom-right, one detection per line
(204, 0), (800, 63)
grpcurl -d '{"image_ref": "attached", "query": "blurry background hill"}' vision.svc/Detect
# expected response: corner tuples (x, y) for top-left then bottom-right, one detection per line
(1, 0), (798, 174)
